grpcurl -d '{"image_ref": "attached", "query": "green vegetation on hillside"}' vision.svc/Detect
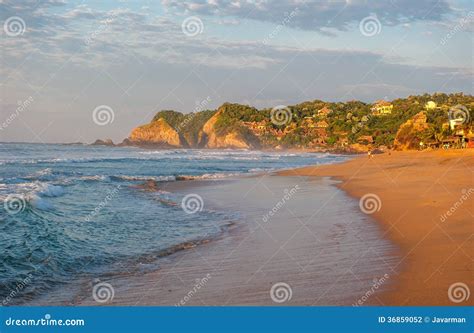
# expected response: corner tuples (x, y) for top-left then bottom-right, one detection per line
(213, 103), (265, 134)
(148, 93), (473, 150)
(153, 109), (216, 146)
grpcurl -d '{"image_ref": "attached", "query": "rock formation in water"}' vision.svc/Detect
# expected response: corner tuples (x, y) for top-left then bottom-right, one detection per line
(128, 118), (183, 147)
(92, 139), (115, 146)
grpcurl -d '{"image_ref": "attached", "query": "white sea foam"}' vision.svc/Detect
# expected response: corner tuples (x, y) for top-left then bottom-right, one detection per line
(36, 168), (53, 176)
(195, 173), (241, 179)
(2, 182), (65, 201)
(109, 172), (243, 182)
(0, 192), (54, 211)
(79, 175), (109, 181)
(112, 175), (177, 182)
(28, 194), (54, 210)
(248, 168), (272, 173)
(36, 184), (65, 197)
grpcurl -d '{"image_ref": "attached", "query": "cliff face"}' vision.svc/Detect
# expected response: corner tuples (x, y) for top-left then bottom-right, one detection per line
(129, 118), (182, 147)
(394, 112), (429, 150)
(199, 110), (253, 149)
(127, 110), (253, 149)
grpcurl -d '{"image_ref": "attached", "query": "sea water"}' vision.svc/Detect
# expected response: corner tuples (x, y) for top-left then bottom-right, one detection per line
(0, 143), (348, 304)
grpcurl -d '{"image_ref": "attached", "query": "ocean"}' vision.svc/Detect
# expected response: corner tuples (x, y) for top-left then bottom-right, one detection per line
(0, 143), (349, 304)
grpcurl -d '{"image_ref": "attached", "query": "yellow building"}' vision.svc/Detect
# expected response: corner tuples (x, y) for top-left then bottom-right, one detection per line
(316, 120), (329, 128)
(303, 117), (316, 128)
(371, 100), (393, 115)
(317, 106), (333, 117)
(425, 101), (437, 110)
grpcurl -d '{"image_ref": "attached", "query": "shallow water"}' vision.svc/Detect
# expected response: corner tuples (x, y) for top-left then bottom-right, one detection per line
(0, 143), (349, 304)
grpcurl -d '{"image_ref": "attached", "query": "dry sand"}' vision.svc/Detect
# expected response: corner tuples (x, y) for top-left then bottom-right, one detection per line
(279, 149), (474, 305)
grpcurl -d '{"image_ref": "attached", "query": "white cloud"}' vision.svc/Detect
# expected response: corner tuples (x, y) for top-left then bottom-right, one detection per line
(0, 0), (472, 143)
(161, 0), (453, 33)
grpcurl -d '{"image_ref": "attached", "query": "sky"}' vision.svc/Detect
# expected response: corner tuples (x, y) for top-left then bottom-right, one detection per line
(0, 0), (473, 143)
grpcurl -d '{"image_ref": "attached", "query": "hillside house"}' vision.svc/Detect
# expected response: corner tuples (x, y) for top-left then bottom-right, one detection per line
(315, 120), (329, 128)
(312, 137), (327, 145)
(371, 100), (393, 115)
(317, 107), (333, 118)
(243, 121), (268, 136)
(356, 135), (374, 144)
(424, 101), (437, 110)
(338, 137), (349, 146)
(303, 117), (316, 128)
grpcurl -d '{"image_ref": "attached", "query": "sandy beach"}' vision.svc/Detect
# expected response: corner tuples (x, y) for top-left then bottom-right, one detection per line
(36, 174), (397, 306)
(280, 149), (474, 305)
(28, 149), (473, 306)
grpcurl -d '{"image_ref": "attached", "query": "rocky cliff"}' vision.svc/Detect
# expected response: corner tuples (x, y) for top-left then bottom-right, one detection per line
(128, 118), (183, 147)
(394, 111), (430, 150)
(124, 104), (258, 149)
(198, 110), (255, 149)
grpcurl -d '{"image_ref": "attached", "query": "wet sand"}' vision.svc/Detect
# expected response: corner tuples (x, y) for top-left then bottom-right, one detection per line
(70, 175), (398, 306)
(279, 149), (474, 305)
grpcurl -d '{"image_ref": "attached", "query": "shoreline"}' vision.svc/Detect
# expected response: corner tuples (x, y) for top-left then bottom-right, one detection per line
(23, 149), (473, 306)
(41, 170), (398, 306)
(279, 149), (474, 305)
(86, 140), (368, 155)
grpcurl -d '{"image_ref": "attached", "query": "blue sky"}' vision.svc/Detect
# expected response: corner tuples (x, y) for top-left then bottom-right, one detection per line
(0, 0), (473, 142)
